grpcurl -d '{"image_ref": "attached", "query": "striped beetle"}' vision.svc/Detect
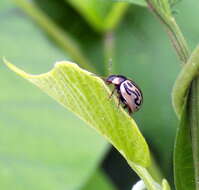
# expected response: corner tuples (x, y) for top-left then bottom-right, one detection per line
(105, 75), (143, 114)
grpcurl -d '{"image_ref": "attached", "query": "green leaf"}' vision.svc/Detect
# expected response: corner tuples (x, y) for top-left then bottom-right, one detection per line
(0, 5), (108, 190)
(3, 59), (168, 190)
(4, 60), (150, 167)
(174, 107), (195, 190)
(67, 0), (129, 32)
(4, 59), (173, 190)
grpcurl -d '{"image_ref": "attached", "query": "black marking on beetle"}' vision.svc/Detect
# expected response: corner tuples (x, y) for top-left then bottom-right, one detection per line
(127, 81), (133, 87)
(134, 95), (141, 106)
(135, 89), (141, 97)
(123, 83), (132, 95)
(130, 90), (141, 106)
(132, 89), (140, 98)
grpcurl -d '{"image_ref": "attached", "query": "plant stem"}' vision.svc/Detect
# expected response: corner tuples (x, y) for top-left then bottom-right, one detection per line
(146, 0), (189, 64)
(172, 46), (199, 117)
(146, 1), (199, 189)
(14, 0), (96, 73)
(128, 161), (162, 190)
(165, 18), (189, 63)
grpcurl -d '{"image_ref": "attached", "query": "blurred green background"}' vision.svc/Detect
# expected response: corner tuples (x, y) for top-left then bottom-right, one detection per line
(0, 0), (199, 189)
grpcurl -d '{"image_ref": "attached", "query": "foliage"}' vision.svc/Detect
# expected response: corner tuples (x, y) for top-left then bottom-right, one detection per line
(4, 59), (162, 190)
(1, 0), (199, 189)
(146, 1), (199, 190)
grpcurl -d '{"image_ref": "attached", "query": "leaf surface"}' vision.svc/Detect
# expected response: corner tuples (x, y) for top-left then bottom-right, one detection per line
(4, 60), (150, 167)
(174, 107), (195, 190)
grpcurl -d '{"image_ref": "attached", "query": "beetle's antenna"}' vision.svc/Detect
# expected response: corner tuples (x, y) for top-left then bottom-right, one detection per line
(104, 31), (115, 75)
(108, 58), (113, 75)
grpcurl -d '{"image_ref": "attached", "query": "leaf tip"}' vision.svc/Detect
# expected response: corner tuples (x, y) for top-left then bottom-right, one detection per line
(3, 58), (29, 78)
(3, 57), (12, 69)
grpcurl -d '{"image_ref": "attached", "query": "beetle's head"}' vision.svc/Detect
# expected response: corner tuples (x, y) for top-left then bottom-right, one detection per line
(105, 75), (126, 85)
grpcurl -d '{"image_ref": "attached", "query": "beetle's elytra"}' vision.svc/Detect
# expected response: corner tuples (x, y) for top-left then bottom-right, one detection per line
(105, 75), (143, 114)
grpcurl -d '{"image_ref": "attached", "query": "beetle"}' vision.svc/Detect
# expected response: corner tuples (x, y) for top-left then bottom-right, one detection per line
(105, 75), (143, 114)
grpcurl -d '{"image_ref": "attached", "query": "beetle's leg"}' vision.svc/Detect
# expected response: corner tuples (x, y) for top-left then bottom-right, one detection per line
(117, 93), (125, 108)
(108, 87), (116, 99)
(128, 107), (132, 114)
(117, 98), (121, 108)
(118, 95), (126, 109)
(123, 104), (127, 109)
